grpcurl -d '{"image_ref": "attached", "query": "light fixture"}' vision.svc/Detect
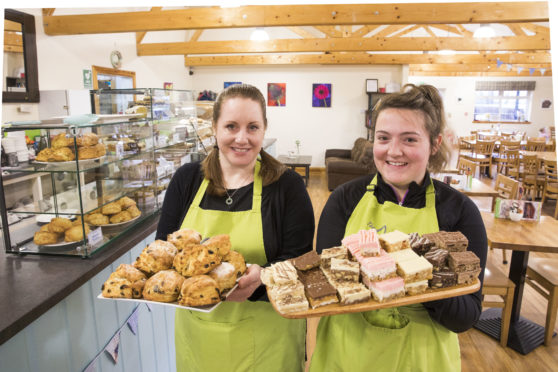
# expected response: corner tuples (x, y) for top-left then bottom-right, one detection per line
(473, 24), (495, 38)
(250, 27), (269, 41)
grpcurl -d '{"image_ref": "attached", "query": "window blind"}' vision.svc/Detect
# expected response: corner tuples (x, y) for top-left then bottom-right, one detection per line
(475, 81), (536, 91)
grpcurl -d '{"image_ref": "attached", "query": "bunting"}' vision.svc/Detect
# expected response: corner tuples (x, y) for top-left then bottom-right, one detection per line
(496, 58), (548, 75)
(82, 304), (148, 372)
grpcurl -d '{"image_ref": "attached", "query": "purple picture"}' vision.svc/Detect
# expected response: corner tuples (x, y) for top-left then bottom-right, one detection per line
(313, 83), (331, 107)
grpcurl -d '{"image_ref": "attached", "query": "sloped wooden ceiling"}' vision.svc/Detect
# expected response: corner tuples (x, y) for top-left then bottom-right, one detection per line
(41, 2), (551, 76)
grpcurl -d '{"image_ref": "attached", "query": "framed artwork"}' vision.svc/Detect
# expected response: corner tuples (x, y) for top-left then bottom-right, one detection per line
(224, 82), (241, 88)
(312, 83), (331, 107)
(366, 79), (378, 93)
(164, 82), (173, 90)
(268, 83), (286, 106)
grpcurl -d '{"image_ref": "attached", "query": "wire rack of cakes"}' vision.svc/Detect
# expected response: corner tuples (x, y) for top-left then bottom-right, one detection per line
(101, 228), (247, 309)
(35, 132), (106, 162)
(261, 229), (481, 317)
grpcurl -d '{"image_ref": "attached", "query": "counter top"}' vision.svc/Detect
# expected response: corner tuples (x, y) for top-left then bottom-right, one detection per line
(0, 212), (160, 346)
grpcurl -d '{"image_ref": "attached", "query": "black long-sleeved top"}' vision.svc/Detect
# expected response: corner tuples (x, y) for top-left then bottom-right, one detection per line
(317, 172), (487, 333)
(156, 161), (315, 300)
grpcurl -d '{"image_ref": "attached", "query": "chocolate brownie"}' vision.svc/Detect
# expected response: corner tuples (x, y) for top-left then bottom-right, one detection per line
(408, 232), (435, 256)
(292, 250), (321, 271)
(424, 248), (449, 272)
(429, 269), (457, 288)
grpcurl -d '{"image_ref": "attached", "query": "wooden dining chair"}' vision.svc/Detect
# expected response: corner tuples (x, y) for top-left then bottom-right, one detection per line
(493, 142), (520, 176)
(493, 174), (519, 264)
(525, 138), (546, 152)
(482, 261), (516, 347)
(457, 157), (478, 176)
(525, 258), (558, 345)
(461, 140), (496, 178)
(541, 160), (558, 219)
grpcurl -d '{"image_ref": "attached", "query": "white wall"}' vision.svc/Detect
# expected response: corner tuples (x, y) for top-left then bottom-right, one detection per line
(191, 64), (403, 166)
(2, 8), (193, 123)
(408, 75), (555, 138)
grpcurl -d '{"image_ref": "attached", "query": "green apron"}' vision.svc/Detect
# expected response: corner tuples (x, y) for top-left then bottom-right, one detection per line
(309, 175), (461, 372)
(175, 161), (306, 372)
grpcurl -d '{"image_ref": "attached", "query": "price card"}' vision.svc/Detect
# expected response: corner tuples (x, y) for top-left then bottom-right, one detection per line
(144, 137), (154, 150)
(173, 133), (180, 144)
(88, 227), (104, 248)
(116, 142), (124, 157)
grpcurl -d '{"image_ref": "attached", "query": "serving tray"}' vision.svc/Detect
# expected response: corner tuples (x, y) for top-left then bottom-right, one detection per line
(267, 279), (480, 319)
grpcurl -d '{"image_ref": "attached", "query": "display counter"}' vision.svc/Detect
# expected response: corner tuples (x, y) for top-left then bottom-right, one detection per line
(0, 212), (159, 346)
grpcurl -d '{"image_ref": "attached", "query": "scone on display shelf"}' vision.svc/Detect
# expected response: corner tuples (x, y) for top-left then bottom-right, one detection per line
(33, 217), (91, 246)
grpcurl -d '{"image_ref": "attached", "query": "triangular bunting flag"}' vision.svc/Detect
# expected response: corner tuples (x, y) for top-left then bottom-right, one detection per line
(529, 68), (535, 75)
(496, 58), (503, 68)
(507, 64), (512, 71)
(540, 68), (546, 75)
(517, 66), (523, 74)
(145, 303), (152, 312)
(82, 356), (98, 372)
(127, 308), (139, 335)
(104, 331), (120, 364)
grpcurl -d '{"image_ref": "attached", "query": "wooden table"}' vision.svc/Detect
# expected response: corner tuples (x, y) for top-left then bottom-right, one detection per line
(433, 174), (499, 209)
(474, 212), (558, 354)
(521, 151), (557, 163)
(277, 155), (312, 186)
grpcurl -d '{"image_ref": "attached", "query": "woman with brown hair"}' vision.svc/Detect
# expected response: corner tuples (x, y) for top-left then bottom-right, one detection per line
(310, 84), (487, 371)
(157, 84), (314, 371)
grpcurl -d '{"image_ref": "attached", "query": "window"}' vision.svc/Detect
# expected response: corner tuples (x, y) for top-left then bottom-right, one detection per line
(474, 81), (535, 122)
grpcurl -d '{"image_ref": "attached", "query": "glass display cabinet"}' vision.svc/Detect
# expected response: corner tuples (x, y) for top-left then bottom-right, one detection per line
(0, 88), (202, 257)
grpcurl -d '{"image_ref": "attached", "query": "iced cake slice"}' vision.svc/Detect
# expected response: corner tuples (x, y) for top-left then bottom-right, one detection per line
(270, 260), (298, 285)
(396, 256), (433, 283)
(389, 248), (419, 264)
(270, 280), (305, 302)
(336, 283), (371, 305)
(341, 233), (360, 250)
(368, 277), (405, 302)
(275, 294), (309, 314)
(320, 246), (348, 268)
(379, 230), (411, 253)
(404, 280), (429, 295)
(448, 251), (480, 273)
(330, 258), (360, 282)
(359, 229), (381, 257)
(360, 253), (397, 282)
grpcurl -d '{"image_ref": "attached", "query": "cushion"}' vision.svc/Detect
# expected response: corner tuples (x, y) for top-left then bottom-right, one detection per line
(351, 138), (368, 161)
(358, 141), (374, 167)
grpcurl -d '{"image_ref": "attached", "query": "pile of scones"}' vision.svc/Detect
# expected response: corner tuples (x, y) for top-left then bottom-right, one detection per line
(102, 228), (246, 307)
(36, 132), (106, 162)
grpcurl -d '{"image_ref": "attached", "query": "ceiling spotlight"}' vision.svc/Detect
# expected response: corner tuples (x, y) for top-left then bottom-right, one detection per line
(250, 27), (269, 41)
(473, 24), (495, 38)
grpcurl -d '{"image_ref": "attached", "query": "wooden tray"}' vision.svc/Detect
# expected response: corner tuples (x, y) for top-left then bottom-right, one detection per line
(268, 279), (480, 319)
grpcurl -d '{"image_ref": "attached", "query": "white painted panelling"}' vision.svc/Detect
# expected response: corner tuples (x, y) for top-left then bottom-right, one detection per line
(0, 234), (177, 372)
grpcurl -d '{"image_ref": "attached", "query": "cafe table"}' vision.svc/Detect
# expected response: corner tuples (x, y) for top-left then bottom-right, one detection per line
(433, 174), (500, 209)
(474, 212), (558, 354)
(521, 150), (557, 163)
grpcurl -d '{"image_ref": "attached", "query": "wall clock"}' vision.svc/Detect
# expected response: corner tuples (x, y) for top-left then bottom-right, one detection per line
(110, 50), (122, 69)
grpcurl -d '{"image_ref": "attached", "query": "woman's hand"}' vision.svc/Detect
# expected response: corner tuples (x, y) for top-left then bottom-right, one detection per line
(226, 264), (262, 302)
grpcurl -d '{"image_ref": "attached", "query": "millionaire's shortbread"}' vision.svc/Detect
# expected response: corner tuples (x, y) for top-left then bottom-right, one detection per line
(330, 258), (360, 282)
(448, 251), (480, 273)
(299, 268), (339, 309)
(292, 250), (321, 271)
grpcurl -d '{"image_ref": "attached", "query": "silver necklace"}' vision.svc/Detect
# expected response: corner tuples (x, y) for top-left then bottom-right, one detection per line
(224, 174), (252, 206)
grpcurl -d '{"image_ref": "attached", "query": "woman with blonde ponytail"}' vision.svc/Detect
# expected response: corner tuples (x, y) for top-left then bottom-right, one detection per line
(157, 84), (314, 372)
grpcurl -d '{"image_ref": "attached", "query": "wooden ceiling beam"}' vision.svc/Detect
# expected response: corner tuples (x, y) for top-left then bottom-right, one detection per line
(4, 20), (22, 32)
(288, 27), (316, 39)
(352, 25), (378, 38)
(409, 70), (552, 77)
(506, 24), (526, 36)
(42, 9), (55, 17)
(374, 25), (408, 38)
(410, 63), (551, 72)
(184, 52), (551, 66)
(43, 3), (549, 35)
(135, 7), (162, 45)
(190, 30), (203, 42)
(314, 26), (342, 38)
(138, 35), (550, 55)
